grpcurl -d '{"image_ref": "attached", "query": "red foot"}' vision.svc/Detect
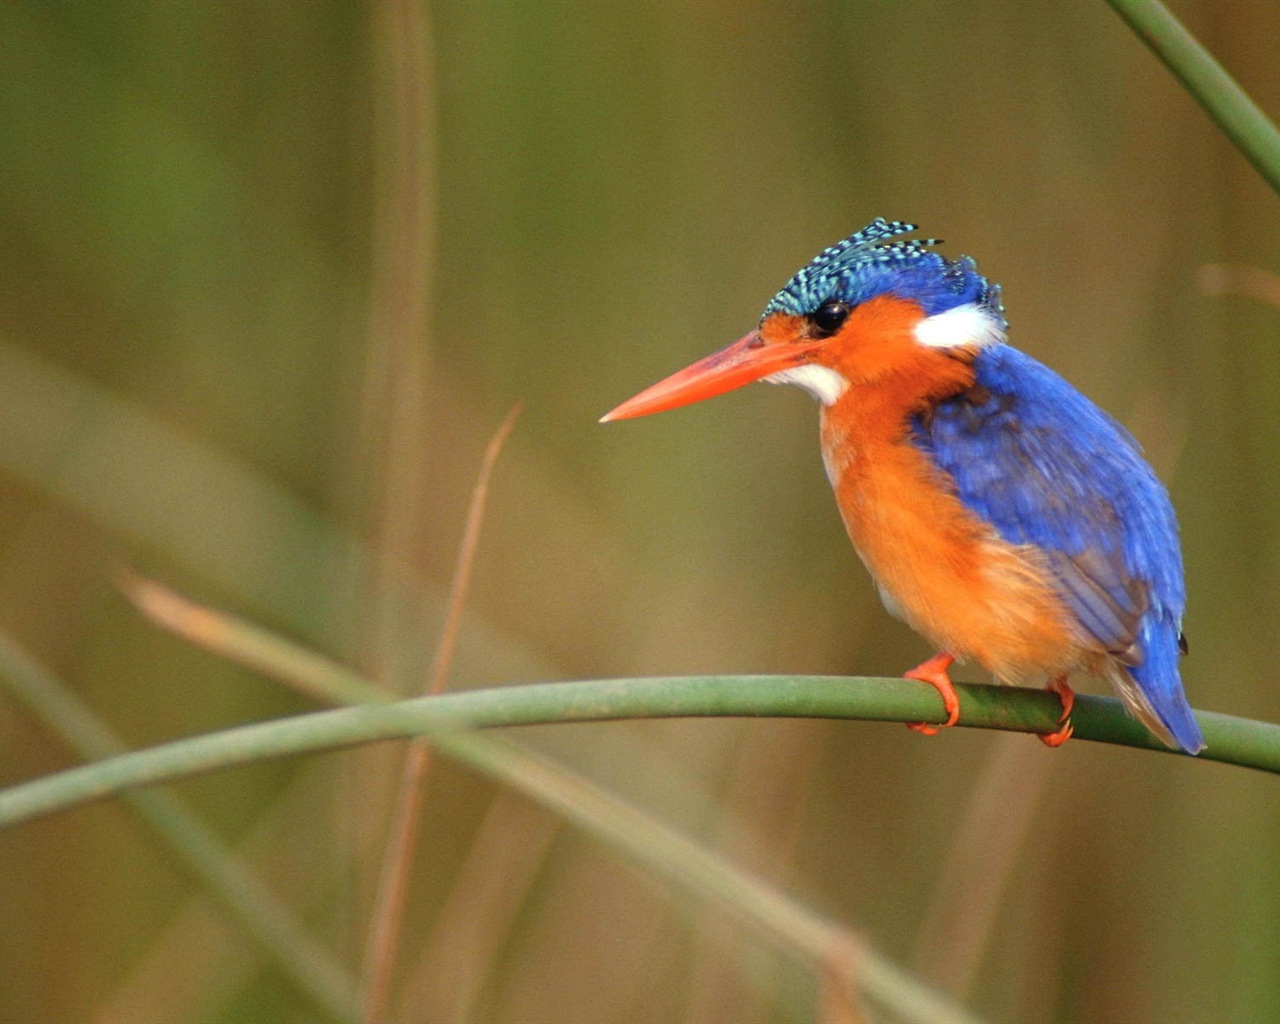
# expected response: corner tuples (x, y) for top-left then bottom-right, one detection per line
(1039, 676), (1075, 748)
(904, 653), (960, 736)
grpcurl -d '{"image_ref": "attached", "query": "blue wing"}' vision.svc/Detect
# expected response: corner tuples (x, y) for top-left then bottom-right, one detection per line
(912, 345), (1203, 752)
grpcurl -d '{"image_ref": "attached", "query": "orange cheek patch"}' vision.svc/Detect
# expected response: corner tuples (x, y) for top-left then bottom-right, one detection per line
(832, 295), (932, 384)
(846, 294), (927, 335)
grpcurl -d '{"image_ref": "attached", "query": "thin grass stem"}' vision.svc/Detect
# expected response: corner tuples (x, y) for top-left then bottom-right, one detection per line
(361, 404), (519, 1023)
(1108, 0), (1280, 194)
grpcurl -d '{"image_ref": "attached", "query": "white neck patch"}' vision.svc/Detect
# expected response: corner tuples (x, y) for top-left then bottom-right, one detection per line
(913, 302), (1005, 350)
(763, 364), (849, 406)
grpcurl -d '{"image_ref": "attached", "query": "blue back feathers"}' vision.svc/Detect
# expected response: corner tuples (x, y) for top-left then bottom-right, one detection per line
(763, 218), (1005, 325)
(913, 346), (1203, 752)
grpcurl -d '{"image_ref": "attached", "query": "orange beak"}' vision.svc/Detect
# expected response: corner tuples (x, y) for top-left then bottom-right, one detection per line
(600, 329), (819, 422)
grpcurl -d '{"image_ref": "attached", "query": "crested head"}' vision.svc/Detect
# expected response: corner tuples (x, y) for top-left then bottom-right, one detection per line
(762, 218), (1006, 332)
(600, 218), (1008, 424)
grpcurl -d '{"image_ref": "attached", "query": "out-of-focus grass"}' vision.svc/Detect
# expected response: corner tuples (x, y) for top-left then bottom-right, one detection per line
(2, 585), (995, 1024)
(0, 626), (357, 1021)
(1, 1), (1279, 1022)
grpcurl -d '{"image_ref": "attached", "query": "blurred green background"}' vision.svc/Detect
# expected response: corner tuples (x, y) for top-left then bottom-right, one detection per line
(2, 1), (1279, 1021)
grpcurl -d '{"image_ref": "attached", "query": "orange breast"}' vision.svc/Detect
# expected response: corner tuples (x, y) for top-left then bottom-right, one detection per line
(820, 378), (1084, 682)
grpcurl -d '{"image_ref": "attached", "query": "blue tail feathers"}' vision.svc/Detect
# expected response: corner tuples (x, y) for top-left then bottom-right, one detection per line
(1130, 616), (1205, 754)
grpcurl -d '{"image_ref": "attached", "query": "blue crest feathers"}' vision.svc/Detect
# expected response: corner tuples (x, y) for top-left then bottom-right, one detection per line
(763, 218), (1005, 326)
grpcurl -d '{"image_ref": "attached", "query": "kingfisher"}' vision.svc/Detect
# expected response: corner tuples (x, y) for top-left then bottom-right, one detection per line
(602, 218), (1204, 753)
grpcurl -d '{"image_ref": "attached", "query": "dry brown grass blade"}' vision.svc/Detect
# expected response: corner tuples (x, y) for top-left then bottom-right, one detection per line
(354, 3), (437, 1009)
(423, 404), (522, 700)
(120, 571), (389, 707)
(360, 403), (521, 1023)
(393, 790), (561, 1022)
(819, 938), (871, 1024)
(359, 0), (437, 694)
(122, 570), (386, 706)
(1198, 263), (1280, 309)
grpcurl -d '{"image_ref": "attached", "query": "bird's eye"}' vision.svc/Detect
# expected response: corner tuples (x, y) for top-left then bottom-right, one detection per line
(810, 300), (850, 337)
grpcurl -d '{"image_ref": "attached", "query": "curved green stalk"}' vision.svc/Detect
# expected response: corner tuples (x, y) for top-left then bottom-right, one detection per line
(1, 675), (1273, 832)
(1108, 0), (1280, 195)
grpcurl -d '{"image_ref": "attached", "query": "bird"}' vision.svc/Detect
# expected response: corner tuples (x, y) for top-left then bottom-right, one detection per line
(601, 218), (1204, 754)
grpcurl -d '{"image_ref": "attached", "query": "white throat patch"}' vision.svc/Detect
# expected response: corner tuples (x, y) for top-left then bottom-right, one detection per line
(913, 302), (1005, 350)
(763, 364), (849, 406)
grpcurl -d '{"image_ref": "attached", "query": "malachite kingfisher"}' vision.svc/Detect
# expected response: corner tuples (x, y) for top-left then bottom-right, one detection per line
(602, 218), (1204, 754)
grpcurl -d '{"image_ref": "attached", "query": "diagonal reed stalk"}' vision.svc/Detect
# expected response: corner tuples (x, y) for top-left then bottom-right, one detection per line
(1108, 0), (1280, 195)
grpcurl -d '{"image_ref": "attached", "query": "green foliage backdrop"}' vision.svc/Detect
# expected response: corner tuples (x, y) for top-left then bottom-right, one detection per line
(1, 1), (1278, 1021)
